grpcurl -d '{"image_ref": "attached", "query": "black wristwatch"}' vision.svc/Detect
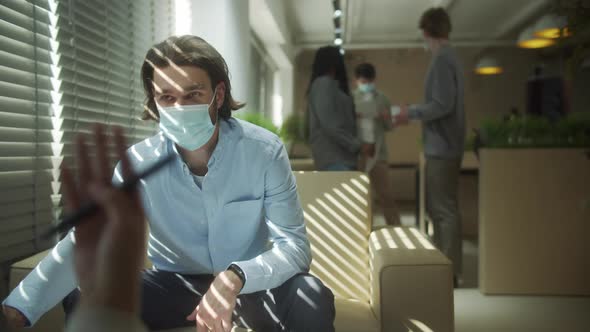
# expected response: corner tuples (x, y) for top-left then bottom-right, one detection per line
(227, 264), (246, 290)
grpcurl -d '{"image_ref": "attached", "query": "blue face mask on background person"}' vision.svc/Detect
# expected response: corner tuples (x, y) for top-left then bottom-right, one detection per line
(156, 88), (218, 151)
(359, 83), (375, 93)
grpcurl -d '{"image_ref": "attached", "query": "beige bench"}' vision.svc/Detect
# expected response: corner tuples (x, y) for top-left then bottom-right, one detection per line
(9, 171), (453, 331)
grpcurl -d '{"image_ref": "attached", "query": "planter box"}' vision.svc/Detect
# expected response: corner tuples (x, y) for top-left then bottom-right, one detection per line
(479, 148), (590, 295)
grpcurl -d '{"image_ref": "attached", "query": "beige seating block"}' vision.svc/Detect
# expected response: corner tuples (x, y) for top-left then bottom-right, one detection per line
(370, 227), (454, 332)
(295, 171), (453, 332)
(334, 298), (380, 332)
(289, 158), (315, 171)
(295, 171), (379, 331)
(294, 171), (373, 302)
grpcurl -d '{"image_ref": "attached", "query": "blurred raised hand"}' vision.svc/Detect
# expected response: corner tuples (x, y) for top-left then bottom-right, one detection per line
(61, 124), (146, 314)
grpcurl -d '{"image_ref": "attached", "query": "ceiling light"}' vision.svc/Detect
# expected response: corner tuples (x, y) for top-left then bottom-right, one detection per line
(475, 57), (503, 75)
(534, 14), (570, 39)
(517, 26), (555, 49)
(334, 9), (342, 18)
(334, 37), (343, 46)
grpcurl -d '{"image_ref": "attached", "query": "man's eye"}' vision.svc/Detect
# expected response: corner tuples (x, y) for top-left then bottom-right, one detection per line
(159, 95), (174, 102)
(186, 91), (200, 98)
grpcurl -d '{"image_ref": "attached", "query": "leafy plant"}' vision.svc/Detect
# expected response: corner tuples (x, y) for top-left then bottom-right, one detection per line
(279, 112), (307, 144)
(235, 111), (279, 136)
(479, 113), (590, 148)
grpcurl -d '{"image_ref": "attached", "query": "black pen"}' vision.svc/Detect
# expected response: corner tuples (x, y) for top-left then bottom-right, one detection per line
(43, 154), (175, 239)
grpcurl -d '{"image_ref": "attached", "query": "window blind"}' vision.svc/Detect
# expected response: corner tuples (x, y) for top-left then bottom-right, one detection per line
(0, 0), (55, 262)
(55, 0), (173, 171)
(0, 0), (174, 263)
(53, 0), (173, 195)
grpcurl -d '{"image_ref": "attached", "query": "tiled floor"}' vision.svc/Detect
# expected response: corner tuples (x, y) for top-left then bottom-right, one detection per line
(375, 209), (590, 332)
(455, 240), (590, 332)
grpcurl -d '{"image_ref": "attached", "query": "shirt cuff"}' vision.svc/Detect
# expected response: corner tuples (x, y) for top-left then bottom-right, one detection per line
(2, 297), (34, 327)
(229, 259), (267, 295)
(2, 299), (37, 327)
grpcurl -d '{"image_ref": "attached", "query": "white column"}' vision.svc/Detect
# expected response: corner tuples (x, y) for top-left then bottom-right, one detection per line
(281, 66), (294, 120)
(249, 0), (296, 125)
(176, 0), (251, 105)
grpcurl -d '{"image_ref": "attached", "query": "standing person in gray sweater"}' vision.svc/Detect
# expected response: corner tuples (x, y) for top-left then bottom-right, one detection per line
(394, 7), (465, 285)
(307, 46), (363, 171)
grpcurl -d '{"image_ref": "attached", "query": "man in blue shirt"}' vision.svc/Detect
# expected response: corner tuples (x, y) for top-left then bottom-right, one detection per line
(2, 35), (335, 332)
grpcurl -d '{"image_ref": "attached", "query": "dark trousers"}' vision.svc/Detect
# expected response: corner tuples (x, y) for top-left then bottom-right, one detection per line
(63, 269), (335, 331)
(425, 157), (463, 276)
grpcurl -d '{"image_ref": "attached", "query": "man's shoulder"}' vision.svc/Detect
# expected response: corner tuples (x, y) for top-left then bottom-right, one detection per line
(229, 118), (283, 153)
(126, 132), (166, 165)
(435, 46), (459, 66)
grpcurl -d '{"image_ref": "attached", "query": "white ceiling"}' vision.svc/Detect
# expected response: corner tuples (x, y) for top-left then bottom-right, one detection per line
(284, 0), (552, 49)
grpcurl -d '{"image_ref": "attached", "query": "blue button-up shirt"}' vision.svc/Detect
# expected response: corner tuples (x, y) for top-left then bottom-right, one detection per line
(3, 118), (311, 326)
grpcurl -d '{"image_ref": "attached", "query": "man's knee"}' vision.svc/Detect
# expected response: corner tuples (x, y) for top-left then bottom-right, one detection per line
(287, 274), (335, 322)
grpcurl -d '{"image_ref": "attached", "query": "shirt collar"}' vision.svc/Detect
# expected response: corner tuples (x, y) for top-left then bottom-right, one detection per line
(162, 118), (234, 175)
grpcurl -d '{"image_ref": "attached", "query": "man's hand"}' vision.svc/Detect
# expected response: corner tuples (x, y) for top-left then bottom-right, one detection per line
(393, 104), (410, 126)
(62, 124), (146, 314)
(186, 270), (243, 332)
(2, 305), (27, 330)
(360, 143), (376, 158)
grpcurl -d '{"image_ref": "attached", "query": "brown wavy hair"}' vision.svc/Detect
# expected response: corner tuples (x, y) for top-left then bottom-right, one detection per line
(140, 35), (245, 121)
(419, 7), (452, 39)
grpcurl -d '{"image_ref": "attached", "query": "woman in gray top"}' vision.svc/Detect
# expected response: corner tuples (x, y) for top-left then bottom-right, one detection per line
(307, 46), (362, 171)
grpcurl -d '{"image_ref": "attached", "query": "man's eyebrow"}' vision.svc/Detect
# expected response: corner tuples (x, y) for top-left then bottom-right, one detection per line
(155, 83), (207, 95)
(183, 83), (207, 91)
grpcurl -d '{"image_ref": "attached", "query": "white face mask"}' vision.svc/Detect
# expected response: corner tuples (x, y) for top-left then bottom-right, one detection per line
(156, 88), (218, 151)
(359, 83), (375, 93)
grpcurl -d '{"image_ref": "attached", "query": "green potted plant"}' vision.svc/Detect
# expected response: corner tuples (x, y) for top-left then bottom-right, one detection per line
(479, 114), (590, 148)
(234, 111), (279, 135)
(279, 112), (310, 157)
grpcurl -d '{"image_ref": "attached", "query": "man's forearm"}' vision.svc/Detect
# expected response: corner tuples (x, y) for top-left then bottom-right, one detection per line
(233, 242), (311, 294)
(3, 234), (78, 326)
(408, 102), (453, 122)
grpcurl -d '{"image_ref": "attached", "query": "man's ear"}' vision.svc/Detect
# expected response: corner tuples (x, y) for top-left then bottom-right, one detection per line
(215, 82), (226, 110)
